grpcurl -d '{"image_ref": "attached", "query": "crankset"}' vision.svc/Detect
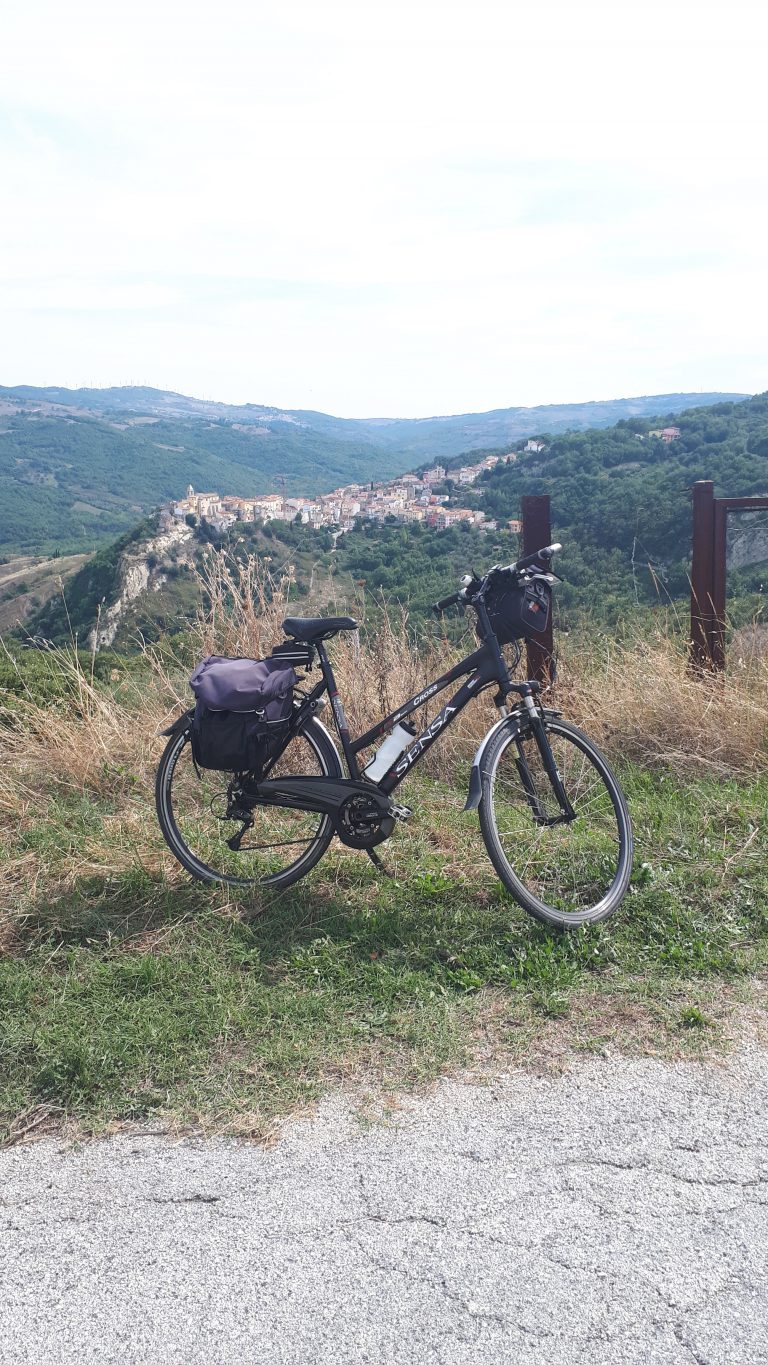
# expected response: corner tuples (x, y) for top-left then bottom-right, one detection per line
(337, 792), (395, 848)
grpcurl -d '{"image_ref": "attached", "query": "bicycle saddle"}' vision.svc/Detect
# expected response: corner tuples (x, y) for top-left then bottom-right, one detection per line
(282, 615), (358, 641)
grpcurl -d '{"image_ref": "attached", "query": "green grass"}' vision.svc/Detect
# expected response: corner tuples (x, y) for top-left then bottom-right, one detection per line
(1, 766), (766, 1143)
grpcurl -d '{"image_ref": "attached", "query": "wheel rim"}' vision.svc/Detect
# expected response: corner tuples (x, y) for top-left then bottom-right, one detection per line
(160, 728), (333, 885)
(489, 724), (627, 920)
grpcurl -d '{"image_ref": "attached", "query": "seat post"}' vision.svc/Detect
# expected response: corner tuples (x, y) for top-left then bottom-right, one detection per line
(315, 641), (361, 779)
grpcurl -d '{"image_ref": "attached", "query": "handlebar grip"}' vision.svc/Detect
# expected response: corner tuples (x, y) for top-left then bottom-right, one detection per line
(432, 590), (462, 615)
(515, 543), (560, 572)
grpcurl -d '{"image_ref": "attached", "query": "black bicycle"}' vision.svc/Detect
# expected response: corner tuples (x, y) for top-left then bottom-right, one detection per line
(155, 544), (633, 928)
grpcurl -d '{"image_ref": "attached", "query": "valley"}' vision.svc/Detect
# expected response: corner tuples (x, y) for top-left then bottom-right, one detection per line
(0, 552), (92, 635)
(11, 390), (765, 650)
(0, 384), (746, 556)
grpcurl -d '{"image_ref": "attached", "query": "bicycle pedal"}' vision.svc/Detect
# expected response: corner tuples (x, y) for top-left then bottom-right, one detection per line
(389, 803), (412, 822)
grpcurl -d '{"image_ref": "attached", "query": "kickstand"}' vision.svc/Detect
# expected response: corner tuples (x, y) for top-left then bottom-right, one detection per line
(366, 848), (394, 877)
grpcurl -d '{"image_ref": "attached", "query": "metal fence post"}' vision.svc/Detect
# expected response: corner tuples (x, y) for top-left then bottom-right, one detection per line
(711, 499), (728, 671)
(690, 481), (715, 669)
(521, 494), (554, 684)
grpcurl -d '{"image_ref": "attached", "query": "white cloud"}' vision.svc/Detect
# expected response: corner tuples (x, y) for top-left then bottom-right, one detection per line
(0, 0), (766, 413)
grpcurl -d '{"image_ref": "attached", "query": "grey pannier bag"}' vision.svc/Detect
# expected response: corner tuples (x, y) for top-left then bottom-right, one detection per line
(188, 655), (299, 773)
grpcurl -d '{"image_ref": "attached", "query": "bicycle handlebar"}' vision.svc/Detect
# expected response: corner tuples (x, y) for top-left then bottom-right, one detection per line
(513, 542), (561, 572)
(431, 543), (562, 616)
(432, 590), (464, 615)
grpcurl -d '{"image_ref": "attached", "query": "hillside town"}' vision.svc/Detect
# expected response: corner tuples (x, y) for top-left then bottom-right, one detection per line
(162, 452), (523, 536)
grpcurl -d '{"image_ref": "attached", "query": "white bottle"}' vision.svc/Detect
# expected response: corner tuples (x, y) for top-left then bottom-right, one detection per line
(363, 721), (417, 783)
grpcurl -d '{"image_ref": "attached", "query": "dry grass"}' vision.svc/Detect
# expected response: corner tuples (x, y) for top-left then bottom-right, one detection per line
(189, 548), (768, 777)
(193, 548), (295, 661)
(462, 979), (766, 1078)
(189, 547), (495, 770)
(562, 632), (768, 779)
(1, 549), (766, 842)
(0, 643), (164, 803)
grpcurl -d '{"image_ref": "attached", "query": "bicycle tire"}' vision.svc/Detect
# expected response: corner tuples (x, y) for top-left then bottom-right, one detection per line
(155, 715), (342, 889)
(479, 716), (633, 929)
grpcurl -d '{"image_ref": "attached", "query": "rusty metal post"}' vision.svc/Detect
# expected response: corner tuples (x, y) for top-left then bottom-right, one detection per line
(521, 493), (554, 684)
(690, 481), (715, 669)
(711, 499), (728, 670)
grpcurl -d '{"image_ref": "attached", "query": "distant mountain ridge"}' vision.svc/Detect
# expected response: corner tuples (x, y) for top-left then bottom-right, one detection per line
(0, 383), (748, 456)
(0, 383), (751, 554)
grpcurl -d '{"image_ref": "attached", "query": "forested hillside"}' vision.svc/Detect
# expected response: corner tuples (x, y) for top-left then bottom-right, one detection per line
(355, 391), (748, 460)
(464, 394), (768, 614)
(0, 412), (398, 555)
(0, 385), (746, 555)
(16, 393), (768, 647)
(1, 383), (745, 458)
(25, 512), (519, 649)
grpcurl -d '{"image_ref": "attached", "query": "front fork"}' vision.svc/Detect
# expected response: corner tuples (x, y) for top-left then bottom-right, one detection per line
(516, 694), (576, 825)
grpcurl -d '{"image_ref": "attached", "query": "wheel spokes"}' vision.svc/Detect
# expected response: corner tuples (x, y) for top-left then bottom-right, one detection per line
(167, 732), (330, 884)
(491, 729), (623, 916)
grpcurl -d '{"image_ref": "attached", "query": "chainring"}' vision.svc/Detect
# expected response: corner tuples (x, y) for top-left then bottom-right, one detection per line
(337, 792), (396, 848)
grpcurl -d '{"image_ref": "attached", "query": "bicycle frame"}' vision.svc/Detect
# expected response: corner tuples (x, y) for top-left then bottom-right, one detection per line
(278, 638), (499, 789)
(254, 594), (575, 824)
(349, 639), (505, 792)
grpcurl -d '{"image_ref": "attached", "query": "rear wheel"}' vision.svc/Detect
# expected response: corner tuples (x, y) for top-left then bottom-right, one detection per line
(155, 717), (341, 888)
(479, 716), (633, 928)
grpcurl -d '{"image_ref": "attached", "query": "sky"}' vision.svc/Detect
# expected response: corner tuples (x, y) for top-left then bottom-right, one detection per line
(0, 0), (766, 417)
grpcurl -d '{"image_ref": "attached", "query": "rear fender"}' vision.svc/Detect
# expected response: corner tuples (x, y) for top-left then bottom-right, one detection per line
(157, 708), (195, 738)
(464, 708), (561, 811)
(304, 716), (344, 776)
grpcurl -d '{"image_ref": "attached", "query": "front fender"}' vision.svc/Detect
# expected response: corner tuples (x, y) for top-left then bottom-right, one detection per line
(463, 707), (561, 811)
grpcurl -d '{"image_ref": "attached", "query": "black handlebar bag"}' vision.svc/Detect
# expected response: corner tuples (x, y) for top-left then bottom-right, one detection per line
(483, 573), (552, 646)
(188, 656), (299, 774)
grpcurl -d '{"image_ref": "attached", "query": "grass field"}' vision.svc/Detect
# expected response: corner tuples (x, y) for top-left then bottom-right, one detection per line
(1, 554), (766, 1145)
(1, 759), (766, 1145)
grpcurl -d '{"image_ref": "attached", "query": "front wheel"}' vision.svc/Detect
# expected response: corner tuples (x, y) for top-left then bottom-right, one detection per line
(155, 716), (342, 889)
(479, 717), (633, 929)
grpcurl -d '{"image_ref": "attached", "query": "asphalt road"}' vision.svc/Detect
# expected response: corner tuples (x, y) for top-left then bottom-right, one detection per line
(2, 1045), (767, 1364)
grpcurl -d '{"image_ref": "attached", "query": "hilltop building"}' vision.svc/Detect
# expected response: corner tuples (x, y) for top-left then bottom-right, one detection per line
(168, 453), (510, 537)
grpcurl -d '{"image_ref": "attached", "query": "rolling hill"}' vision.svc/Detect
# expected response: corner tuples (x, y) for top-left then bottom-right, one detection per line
(0, 384), (747, 555)
(19, 393), (768, 649)
(466, 393), (768, 614)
